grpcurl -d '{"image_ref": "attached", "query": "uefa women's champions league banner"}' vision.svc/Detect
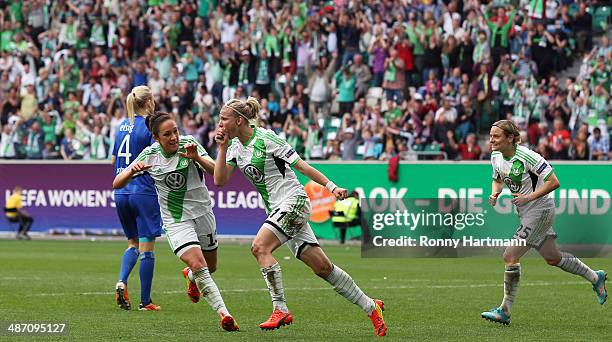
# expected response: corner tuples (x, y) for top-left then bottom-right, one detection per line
(0, 161), (267, 236)
(0, 162), (611, 249)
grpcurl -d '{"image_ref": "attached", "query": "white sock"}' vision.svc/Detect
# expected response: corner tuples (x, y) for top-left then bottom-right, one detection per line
(556, 252), (598, 283)
(324, 264), (375, 315)
(193, 268), (229, 316)
(261, 263), (289, 312)
(501, 264), (520, 314)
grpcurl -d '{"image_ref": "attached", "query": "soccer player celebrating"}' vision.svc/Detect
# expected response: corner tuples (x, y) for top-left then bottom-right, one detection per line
(113, 111), (239, 331)
(213, 97), (387, 336)
(112, 86), (162, 311)
(481, 120), (607, 325)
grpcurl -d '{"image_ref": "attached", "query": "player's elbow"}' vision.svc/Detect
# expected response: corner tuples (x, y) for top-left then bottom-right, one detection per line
(213, 175), (227, 187)
(112, 177), (124, 189)
(549, 178), (560, 190)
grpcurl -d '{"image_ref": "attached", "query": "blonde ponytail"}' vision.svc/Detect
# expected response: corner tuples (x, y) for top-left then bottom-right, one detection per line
(125, 86), (154, 124)
(244, 96), (261, 120)
(223, 97), (262, 126)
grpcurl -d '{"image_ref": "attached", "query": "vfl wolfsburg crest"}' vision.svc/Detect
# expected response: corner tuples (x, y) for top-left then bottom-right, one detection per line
(253, 148), (264, 158)
(165, 171), (187, 190)
(179, 158), (189, 168)
(504, 160), (524, 192)
(244, 164), (264, 183)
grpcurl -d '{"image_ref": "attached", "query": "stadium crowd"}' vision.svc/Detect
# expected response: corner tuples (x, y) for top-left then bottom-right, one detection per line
(0, 0), (610, 162)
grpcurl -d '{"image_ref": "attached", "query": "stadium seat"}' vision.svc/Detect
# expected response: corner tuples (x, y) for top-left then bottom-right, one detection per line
(318, 117), (326, 128)
(593, 6), (610, 32)
(569, 3), (579, 17)
(356, 144), (365, 160)
(366, 87), (383, 107)
(326, 130), (338, 141)
(330, 117), (342, 128)
(426, 144), (440, 152)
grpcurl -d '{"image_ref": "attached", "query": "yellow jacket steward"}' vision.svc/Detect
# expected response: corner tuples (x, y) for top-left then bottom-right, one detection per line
(5, 192), (22, 219)
(331, 197), (360, 223)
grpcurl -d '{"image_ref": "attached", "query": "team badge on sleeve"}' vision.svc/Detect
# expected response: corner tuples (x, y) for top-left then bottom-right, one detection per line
(535, 162), (549, 175)
(285, 149), (296, 159)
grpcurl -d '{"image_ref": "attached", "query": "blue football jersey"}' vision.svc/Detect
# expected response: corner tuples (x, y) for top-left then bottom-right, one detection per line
(113, 116), (157, 195)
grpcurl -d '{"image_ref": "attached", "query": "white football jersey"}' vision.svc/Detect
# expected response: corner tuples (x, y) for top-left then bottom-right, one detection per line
(226, 127), (307, 213)
(130, 135), (213, 225)
(491, 145), (555, 214)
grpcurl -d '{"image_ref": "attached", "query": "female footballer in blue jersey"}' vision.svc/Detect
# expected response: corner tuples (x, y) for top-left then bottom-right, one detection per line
(112, 86), (163, 311)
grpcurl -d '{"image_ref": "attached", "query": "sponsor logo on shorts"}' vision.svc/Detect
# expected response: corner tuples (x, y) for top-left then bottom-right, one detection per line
(165, 171), (187, 190)
(244, 164), (264, 184)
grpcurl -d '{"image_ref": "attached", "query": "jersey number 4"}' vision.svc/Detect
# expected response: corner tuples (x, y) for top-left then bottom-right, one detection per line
(118, 134), (132, 164)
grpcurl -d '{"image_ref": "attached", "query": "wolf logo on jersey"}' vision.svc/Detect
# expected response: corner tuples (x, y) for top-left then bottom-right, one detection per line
(504, 160), (525, 192)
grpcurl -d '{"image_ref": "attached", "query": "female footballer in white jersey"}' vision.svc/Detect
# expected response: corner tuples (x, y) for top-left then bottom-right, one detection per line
(113, 111), (239, 331)
(481, 120), (607, 325)
(213, 97), (387, 336)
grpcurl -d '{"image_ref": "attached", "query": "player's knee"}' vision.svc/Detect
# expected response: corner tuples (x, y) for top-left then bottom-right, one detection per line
(545, 257), (560, 266)
(189, 260), (206, 270)
(503, 252), (519, 265)
(251, 242), (270, 259)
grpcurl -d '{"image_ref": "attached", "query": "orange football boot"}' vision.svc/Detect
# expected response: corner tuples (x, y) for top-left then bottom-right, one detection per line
(259, 309), (293, 330)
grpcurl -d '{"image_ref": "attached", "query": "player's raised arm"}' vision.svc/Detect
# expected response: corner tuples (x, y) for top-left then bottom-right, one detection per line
(213, 128), (235, 186)
(112, 162), (152, 189)
(179, 142), (215, 175)
(178, 137), (216, 175)
(293, 159), (348, 200)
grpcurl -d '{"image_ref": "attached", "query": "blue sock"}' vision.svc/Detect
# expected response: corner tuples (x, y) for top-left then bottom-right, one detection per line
(139, 251), (155, 305)
(118, 247), (139, 284)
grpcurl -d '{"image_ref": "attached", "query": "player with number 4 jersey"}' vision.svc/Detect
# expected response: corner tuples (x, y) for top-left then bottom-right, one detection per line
(112, 86), (162, 311)
(481, 120), (607, 326)
(214, 97), (387, 336)
(113, 111), (239, 332)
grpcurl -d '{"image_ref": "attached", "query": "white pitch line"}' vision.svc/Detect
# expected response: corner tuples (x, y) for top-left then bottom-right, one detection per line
(17, 281), (587, 298)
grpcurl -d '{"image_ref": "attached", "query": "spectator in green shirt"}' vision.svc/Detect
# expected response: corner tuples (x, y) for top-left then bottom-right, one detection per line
(335, 66), (357, 116)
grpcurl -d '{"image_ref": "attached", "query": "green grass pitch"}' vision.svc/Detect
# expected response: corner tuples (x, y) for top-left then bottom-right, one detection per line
(0, 240), (610, 341)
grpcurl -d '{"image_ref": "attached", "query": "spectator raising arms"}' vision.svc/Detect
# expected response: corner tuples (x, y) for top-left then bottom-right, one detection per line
(0, 1), (608, 162)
